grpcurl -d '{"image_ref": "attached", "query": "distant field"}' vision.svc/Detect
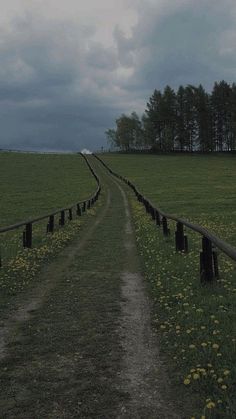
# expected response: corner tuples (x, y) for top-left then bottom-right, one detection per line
(101, 153), (236, 245)
(0, 152), (96, 227)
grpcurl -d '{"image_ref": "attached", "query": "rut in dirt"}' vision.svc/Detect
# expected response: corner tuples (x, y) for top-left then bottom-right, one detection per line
(0, 156), (180, 419)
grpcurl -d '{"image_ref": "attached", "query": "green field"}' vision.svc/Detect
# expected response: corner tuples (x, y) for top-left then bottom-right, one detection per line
(0, 152), (236, 417)
(101, 153), (236, 245)
(0, 152), (98, 301)
(0, 152), (96, 227)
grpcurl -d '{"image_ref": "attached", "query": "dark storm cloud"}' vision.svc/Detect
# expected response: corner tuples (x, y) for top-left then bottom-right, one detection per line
(0, 13), (124, 151)
(115, 0), (236, 92)
(1, 1), (236, 151)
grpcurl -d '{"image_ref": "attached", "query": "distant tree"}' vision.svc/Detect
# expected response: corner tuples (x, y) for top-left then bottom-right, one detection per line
(176, 86), (187, 151)
(106, 80), (236, 153)
(141, 113), (153, 149)
(230, 83), (236, 151)
(105, 129), (117, 149)
(184, 86), (198, 151)
(211, 81), (232, 151)
(194, 85), (212, 151)
(144, 89), (163, 150)
(161, 86), (177, 151)
(130, 112), (143, 149)
(106, 113), (143, 151)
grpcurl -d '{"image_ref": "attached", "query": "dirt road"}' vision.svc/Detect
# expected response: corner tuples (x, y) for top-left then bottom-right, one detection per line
(0, 157), (179, 418)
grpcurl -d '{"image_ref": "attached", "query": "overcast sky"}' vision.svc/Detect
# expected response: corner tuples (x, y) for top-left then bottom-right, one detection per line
(0, 0), (236, 151)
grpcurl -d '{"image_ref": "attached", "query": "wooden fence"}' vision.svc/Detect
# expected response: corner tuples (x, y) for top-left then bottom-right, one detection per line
(0, 153), (101, 266)
(94, 154), (236, 282)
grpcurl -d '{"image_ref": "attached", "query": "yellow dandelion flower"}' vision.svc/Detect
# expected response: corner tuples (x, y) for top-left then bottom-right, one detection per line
(206, 401), (215, 409)
(184, 378), (191, 385)
(223, 370), (230, 376)
(212, 343), (219, 350)
(193, 373), (200, 380)
(221, 385), (227, 390)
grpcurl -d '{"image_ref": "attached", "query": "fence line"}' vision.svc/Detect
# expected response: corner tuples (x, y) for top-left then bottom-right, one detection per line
(0, 153), (101, 265)
(94, 154), (236, 282)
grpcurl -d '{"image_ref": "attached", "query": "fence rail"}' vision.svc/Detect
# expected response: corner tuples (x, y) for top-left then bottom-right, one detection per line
(94, 154), (236, 282)
(0, 153), (101, 264)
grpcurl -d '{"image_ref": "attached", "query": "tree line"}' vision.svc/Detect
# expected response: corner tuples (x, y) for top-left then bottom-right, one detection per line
(106, 81), (236, 152)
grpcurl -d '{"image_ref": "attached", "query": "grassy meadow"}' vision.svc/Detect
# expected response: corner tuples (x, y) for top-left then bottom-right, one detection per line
(0, 152), (96, 227)
(0, 152), (98, 306)
(131, 199), (236, 418)
(101, 153), (236, 246)
(0, 151), (236, 417)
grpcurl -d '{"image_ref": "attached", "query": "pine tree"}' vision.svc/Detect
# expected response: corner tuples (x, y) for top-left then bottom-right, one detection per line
(184, 86), (197, 151)
(145, 89), (163, 150)
(176, 86), (187, 151)
(230, 83), (236, 151)
(194, 85), (212, 151)
(211, 81), (231, 151)
(161, 86), (177, 151)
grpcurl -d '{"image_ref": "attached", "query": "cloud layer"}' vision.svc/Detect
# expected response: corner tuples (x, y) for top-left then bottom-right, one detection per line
(0, 0), (236, 151)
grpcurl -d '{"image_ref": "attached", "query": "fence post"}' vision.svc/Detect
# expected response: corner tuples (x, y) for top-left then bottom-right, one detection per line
(155, 210), (161, 226)
(175, 222), (188, 252)
(48, 215), (54, 233)
(213, 248), (219, 279)
(83, 202), (86, 212)
(23, 223), (32, 248)
(87, 200), (91, 210)
(151, 206), (155, 220)
(77, 204), (82, 216)
(200, 237), (215, 282)
(60, 210), (65, 226)
(162, 216), (170, 236)
(144, 200), (150, 214)
(68, 209), (73, 221)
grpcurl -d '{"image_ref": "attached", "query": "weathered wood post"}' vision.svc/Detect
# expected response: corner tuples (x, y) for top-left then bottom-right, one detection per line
(213, 247), (219, 279)
(77, 204), (82, 216)
(68, 209), (73, 221)
(60, 210), (65, 226)
(48, 215), (54, 233)
(144, 200), (150, 214)
(200, 237), (215, 281)
(83, 202), (86, 212)
(175, 222), (188, 252)
(162, 216), (170, 236)
(155, 210), (161, 226)
(23, 223), (32, 248)
(150, 206), (155, 220)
